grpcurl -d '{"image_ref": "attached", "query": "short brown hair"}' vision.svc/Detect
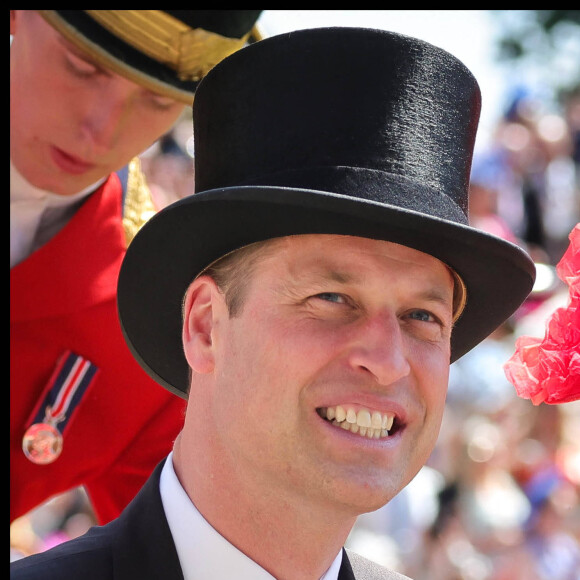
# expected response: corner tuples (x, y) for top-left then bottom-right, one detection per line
(202, 239), (280, 316)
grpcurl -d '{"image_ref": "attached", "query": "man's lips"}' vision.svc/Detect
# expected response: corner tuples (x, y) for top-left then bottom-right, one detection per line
(50, 146), (96, 175)
(316, 405), (403, 440)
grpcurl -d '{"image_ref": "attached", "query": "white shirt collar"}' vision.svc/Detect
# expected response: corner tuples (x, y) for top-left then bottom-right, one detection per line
(160, 453), (343, 580)
(10, 159), (105, 266)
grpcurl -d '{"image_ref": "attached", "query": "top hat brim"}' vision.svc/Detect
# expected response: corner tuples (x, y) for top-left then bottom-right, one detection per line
(118, 182), (536, 400)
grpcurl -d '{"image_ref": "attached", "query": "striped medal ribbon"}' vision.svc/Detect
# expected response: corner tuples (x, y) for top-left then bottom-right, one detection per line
(22, 351), (99, 465)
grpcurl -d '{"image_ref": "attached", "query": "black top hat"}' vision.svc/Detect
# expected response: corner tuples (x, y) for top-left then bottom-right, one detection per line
(118, 27), (536, 399)
(38, 10), (263, 103)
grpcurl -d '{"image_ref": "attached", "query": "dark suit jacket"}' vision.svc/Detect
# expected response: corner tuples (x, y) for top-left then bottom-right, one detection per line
(10, 461), (411, 579)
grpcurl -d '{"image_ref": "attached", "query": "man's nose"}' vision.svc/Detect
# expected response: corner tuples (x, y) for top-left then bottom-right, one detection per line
(79, 83), (134, 151)
(347, 311), (411, 386)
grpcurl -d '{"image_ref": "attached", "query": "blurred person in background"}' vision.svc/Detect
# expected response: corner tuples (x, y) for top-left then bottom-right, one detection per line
(140, 116), (196, 208)
(10, 9), (262, 540)
(485, 87), (579, 265)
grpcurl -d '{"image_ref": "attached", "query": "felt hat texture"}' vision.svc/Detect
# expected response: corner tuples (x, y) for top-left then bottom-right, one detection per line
(118, 27), (536, 399)
(38, 10), (263, 103)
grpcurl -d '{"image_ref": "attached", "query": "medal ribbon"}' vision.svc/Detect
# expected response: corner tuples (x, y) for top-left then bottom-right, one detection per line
(24, 350), (99, 434)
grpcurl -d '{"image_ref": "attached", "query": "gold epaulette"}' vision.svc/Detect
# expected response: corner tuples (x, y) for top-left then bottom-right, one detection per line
(122, 157), (157, 246)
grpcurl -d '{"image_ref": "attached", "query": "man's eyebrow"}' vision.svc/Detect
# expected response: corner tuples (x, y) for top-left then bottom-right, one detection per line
(292, 262), (453, 302)
(417, 287), (454, 311)
(322, 270), (454, 309)
(291, 265), (355, 286)
(321, 269), (354, 284)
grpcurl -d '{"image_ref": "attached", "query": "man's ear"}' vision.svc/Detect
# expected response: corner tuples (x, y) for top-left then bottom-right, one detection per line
(182, 275), (222, 374)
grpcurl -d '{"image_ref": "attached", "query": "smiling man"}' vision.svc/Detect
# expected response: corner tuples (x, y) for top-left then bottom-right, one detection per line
(11, 26), (535, 580)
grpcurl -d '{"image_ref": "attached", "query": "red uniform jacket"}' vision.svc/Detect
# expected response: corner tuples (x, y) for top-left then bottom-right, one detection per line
(10, 167), (186, 525)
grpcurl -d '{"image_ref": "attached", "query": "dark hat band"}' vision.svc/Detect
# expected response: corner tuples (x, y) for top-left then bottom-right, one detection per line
(233, 165), (469, 226)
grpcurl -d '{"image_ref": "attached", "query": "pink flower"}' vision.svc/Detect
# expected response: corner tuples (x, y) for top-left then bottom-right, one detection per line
(503, 224), (580, 405)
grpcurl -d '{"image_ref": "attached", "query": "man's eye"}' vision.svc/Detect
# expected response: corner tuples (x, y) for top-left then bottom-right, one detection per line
(65, 52), (98, 77)
(315, 292), (346, 304)
(145, 93), (180, 111)
(408, 310), (435, 323)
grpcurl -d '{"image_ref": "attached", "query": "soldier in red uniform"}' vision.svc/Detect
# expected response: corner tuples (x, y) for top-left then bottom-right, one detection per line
(10, 10), (262, 526)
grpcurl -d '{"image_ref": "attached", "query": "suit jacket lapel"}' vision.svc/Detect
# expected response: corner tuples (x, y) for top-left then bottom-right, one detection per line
(339, 549), (356, 580)
(341, 549), (410, 579)
(109, 460), (184, 579)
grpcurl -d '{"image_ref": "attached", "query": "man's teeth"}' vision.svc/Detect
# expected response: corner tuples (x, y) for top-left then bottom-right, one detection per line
(319, 406), (394, 439)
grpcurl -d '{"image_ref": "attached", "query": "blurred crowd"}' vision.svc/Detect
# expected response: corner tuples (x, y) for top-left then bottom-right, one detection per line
(11, 87), (580, 579)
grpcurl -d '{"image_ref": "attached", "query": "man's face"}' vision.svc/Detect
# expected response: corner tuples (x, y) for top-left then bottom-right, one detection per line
(204, 234), (454, 517)
(10, 11), (186, 196)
